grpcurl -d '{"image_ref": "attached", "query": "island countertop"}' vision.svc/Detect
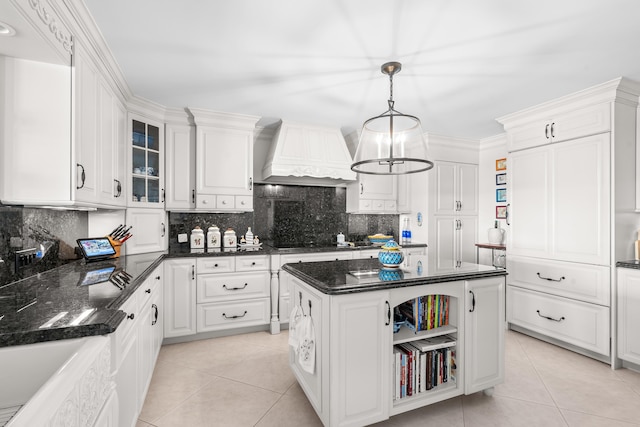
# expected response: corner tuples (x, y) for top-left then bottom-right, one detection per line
(281, 256), (507, 295)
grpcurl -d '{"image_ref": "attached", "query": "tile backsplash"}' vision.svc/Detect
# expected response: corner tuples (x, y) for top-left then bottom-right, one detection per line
(0, 206), (88, 286)
(168, 184), (399, 250)
(0, 184), (399, 284)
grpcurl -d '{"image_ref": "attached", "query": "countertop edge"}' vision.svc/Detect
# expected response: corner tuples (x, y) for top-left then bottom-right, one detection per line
(282, 263), (508, 295)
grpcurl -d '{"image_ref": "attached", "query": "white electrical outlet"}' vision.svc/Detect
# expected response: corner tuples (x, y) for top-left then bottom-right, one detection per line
(177, 233), (188, 243)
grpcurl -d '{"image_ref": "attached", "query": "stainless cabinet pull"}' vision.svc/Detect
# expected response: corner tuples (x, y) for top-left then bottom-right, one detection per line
(161, 189), (165, 203)
(127, 313), (135, 320)
(161, 222), (166, 237)
(536, 310), (565, 322)
(249, 177), (253, 190)
(385, 301), (391, 325)
(536, 273), (565, 282)
(360, 183), (364, 195)
(191, 265), (195, 280)
(223, 311), (247, 319)
(76, 163), (86, 189)
(152, 304), (158, 325)
(145, 288), (151, 294)
(114, 179), (122, 197)
(192, 189), (195, 203)
(545, 124), (550, 139)
(550, 122), (555, 138)
(469, 290), (476, 312)
(223, 283), (248, 291)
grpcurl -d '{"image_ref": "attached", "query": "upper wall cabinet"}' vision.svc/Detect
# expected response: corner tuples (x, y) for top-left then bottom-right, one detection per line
(504, 101), (610, 152)
(128, 114), (164, 208)
(0, 2), (126, 209)
(189, 109), (260, 212)
(346, 174), (399, 213)
(431, 161), (478, 216)
(165, 109), (196, 210)
(76, 40), (127, 207)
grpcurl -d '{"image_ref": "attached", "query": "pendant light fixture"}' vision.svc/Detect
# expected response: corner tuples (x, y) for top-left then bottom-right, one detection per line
(351, 62), (433, 175)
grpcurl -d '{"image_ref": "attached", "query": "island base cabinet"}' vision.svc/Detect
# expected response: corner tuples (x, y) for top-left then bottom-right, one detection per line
(465, 277), (505, 394)
(329, 291), (391, 427)
(286, 271), (506, 427)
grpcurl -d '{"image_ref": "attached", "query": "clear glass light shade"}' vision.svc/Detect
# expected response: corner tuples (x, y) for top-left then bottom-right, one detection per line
(351, 111), (433, 175)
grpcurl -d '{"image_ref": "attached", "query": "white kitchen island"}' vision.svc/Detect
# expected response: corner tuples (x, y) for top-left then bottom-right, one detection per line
(281, 256), (506, 427)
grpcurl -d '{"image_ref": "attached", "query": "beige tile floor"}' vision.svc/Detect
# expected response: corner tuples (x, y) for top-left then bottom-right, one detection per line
(136, 330), (640, 427)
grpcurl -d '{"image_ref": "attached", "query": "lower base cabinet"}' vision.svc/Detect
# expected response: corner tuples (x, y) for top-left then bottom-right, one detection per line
(617, 268), (640, 365)
(287, 272), (505, 426)
(114, 266), (163, 427)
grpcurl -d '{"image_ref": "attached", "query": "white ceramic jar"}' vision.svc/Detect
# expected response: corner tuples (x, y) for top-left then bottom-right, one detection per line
(224, 228), (237, 248)
(207, 225), (221, 249)
(190, 226), (205, 249)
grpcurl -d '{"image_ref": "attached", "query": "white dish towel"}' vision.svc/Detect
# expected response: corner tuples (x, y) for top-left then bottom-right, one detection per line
(288, 304), (303, 353)
(297, 314), (316, 374)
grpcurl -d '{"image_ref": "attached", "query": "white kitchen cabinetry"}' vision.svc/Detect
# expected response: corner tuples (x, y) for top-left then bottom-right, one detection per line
(165, 109), (196, 210)
(189, 109), (260, 211)
(431, 216), (478, 269)
(428, 161), (478, 269)
(287, 272), (504, 426)
(508, 134), (610, 264)
(506, 102), (610, 152)
(113, 271), (162, 427)
(274, 251), (353, 328)
(137, 268), (163, 411)
(346, 174), (398, 213)
(124, 208), (167, 255)
(465, 277), (505, 394)
(76, 39), (127, 208)
(0, 35), (126, 208)
(432, 162), (478, 216)
(129, 114), (164, 207)
(196, 255), (271, 332)
(616, 268), (640, 366)
(498, 78), (640, 365)
(163, 258), (197, 338)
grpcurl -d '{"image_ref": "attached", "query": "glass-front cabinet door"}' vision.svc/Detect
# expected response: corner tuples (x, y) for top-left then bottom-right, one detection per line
(129, 114), (164, 207)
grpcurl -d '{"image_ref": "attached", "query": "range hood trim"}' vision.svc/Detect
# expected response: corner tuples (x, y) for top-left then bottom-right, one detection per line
(261, 120), (357, 183)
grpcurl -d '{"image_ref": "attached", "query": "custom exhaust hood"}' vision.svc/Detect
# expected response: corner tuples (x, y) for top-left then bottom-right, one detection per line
(260, 120), (357, 186)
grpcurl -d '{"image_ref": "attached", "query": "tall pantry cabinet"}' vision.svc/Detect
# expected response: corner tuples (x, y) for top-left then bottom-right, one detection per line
(428, 161), (478, 269)
(497, 78), (640, 366)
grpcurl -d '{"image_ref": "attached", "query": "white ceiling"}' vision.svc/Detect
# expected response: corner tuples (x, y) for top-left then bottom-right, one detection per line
(84, 0), (640, 139)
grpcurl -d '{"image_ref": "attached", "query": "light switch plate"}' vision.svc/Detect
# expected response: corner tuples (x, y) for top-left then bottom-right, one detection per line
(177, 233), (188, 243)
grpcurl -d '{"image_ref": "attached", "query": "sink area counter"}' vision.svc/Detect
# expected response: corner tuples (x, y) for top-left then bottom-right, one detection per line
(282, 256), (506, 295)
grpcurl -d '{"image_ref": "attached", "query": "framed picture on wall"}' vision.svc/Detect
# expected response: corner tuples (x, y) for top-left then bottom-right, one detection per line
(496, 188), (507, 202)
(496, 158), (507, 171)
(496, 205), (507, 219)
(496, 173), (506, 185)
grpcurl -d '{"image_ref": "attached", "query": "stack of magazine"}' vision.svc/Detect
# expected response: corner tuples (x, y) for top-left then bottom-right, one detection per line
(393, 334), (457, 400)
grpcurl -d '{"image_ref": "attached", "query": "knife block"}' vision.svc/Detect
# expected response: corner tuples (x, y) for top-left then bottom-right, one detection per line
(107, 236), (122, 258)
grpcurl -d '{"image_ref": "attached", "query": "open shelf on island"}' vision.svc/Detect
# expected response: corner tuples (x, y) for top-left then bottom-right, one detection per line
(393, 324), (458, 345)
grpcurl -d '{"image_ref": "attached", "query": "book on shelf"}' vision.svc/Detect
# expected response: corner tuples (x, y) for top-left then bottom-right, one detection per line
(398, 295), (451, 333)
(409, 334), (457, 352)
(393, 344), (457, 399)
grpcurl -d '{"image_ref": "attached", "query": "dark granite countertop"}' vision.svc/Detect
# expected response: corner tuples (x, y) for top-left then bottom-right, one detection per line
(0, 251), (164, 347)
(0, 243), (428, 347)
(616, 260), (640, 269)
(282, 256), (507, 295)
